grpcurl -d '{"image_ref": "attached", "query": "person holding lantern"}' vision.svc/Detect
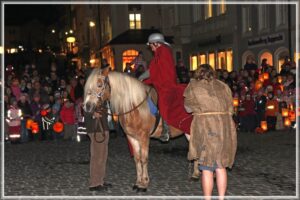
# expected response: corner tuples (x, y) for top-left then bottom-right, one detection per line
(265, 92), (279, 131)
(183, 64), (237, 200)
(84, 62), (112, 192)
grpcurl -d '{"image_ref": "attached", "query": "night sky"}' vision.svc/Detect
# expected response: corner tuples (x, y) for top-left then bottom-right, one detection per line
(5, 4), (66, 26)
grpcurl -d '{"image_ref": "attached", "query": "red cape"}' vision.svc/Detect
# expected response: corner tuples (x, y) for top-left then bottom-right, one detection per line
(144, 45), (192, 134)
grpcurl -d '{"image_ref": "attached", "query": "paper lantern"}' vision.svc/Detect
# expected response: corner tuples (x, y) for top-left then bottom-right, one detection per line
(277, 76), (282, 83)
(53, 122), (64, 133)
(260, 121), (268, 131)
(263, 72), (269, 80)
(40, 109), (48, 117)
(255, 81), (263, 91)
(26, 119), (34, 129)
(267, 105), (275, 110)
(113, 114), (119, 122)
(282, 108), (289, 117)
(31, 122), (39, 134)
(233, 98), (239, 107)
(289, 111), (296, 122)
(284, 118), (291, 127)
(259, 75), (264, 82)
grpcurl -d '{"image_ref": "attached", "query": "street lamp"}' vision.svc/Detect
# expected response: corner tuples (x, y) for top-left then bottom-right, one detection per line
(51, 29), (56, 33)
(66, 35), (76, 43)
(89, 21), (96, 27)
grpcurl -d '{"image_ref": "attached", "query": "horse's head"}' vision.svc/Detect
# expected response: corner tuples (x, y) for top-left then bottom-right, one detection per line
(83, 68), (110, 113)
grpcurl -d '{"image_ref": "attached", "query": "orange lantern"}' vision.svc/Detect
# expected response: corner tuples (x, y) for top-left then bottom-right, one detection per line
(260, 121), (268, 131)
(113, 114), (119, 122)
(289, 103), (294, 111)
(53, 122), (64, 133)
(281, 108), (289, 117)
(31, 122), (39, 134)
(289, 111), (296, 122)
(233, 98), (239, 107)
(279, 85), (284, 91)
(263, 72), (269, 80)
(267, 105), (275, 110)
(277, 76), (282, 83)
(259, 75), (264, 82)
(284, 118), (291, 127)
(26, 119), (34, 129)
(40, 109), (48, 117)
(255, 80), (263, 91)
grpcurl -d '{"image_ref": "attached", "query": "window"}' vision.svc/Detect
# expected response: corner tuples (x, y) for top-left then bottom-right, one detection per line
(122, 49), (139, 70)
(258, 5), (269, 31)
(129, 13), (141, 29)
(193, 5), (202, 22)
(208, 52), (215, 69)
(260, 51), (273, 66)
(217, 51), (226, 69)
(205, 0), (213, 19)
(217, 0), (226, 15)
(190, 55), (198, 71)
(242, 7), (252, 33)
(226, 50), (233, 72)
(276, 4), (287, 26)
(198, 54), (207, 65)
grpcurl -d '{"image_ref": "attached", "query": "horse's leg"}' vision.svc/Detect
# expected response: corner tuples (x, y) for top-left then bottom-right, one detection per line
(139, 135), (150, 191)
(126, 135), (143, 189)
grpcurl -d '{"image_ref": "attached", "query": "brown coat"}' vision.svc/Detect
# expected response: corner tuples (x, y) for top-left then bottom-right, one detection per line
(184, 79), (237, 169)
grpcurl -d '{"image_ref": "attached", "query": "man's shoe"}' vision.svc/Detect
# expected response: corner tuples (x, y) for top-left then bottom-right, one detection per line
(103, 182), (112, 188)
(89, 185), (108, 191)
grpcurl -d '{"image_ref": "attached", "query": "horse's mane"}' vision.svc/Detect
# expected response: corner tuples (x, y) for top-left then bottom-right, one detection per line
(108, 72), (150, 118)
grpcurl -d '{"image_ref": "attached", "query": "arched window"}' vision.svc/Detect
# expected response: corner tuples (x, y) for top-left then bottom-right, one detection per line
(259, 51), (273, 67)
(122, 49), (139, 70)
(274, 47), (289, 72)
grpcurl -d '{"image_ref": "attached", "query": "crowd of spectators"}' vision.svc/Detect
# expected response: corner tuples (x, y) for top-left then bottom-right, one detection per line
(3, 56), (297, 143)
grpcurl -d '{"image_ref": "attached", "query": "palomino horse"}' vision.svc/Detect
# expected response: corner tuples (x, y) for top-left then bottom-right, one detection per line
(83, 68), (199, 192)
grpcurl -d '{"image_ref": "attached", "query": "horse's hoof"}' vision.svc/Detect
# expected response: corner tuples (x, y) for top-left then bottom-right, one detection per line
(190, 176), (199, 182)
(136, 187), (147, 192)
(132, 185), (138, 190)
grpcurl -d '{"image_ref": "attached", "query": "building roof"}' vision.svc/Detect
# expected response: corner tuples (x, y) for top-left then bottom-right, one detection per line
(107, 29), (173, 45)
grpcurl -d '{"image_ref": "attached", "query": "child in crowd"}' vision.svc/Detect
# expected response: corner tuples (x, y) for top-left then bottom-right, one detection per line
(60, 98), (76, 141)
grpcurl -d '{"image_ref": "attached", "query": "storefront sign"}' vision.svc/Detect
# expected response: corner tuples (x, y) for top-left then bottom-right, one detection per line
(248, 33), (284, 48)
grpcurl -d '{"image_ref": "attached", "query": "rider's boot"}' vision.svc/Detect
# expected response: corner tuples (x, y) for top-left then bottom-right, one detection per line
(160, 120), (170, 142)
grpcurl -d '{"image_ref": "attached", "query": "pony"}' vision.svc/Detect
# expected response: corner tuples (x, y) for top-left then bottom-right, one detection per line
(83, 68), (199, 192)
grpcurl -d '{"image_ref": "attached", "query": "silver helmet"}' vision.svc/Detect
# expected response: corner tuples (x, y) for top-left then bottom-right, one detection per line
(147, 33), (170, 46)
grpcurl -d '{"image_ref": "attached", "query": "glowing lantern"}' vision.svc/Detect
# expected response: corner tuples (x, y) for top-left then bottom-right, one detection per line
(263, 72), (269, 80)
(284, 118), (291, 127)
(113, 114), (119, 122)
(255, 81), (263, 91)
(289, 104), (294, 111)
(31, 122), (39, 134)
(259, 75), (264, 82)
(267, 105), (274, 110)
(279, 85), (284, 91)
(277, 76), (282, 83)
(261, 121), (268, 131)
(233, 98), (239, 107)
(282, 108), (289, 117)
(40, 109), (48, 117)
(26, 119), (34, 129)
(289, 111), (296, 122)
(53, 122), (64, 133)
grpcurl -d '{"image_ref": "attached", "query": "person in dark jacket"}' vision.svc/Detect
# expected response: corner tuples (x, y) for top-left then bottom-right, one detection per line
(85, 64), (112, 192)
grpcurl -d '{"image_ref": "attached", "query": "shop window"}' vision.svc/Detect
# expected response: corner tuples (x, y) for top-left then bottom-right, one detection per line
(198, 54), (207, 65)
(122, 49), (139, 70)
(190, 55), (198, 71)
(260, 51), (273, 66)
(129, 13), (141, 29)
(208, 52), (215, 70)
(226, 50), (233, 72)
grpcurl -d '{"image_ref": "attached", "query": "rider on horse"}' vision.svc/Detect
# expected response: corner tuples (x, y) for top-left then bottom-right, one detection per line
(141, 33), (192, 142)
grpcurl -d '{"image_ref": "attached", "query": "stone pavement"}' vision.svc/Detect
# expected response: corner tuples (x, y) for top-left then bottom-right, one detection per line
(2, 130), (298, 199)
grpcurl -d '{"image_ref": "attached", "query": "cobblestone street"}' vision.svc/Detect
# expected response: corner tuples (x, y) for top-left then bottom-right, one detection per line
(2, 130), (297, 199)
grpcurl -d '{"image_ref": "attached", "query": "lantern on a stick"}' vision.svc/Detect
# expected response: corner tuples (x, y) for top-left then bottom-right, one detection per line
(289, 111), (296, 122)
(261, 121), (268, 131)
(284, 118), (291, 127)
(259, 75), (264, 82)
(31, 122), (39, 134)
(277, 76), (282, 83)
(282, 108), (289, 117)
(26, 119), (34, 129)
(53, 122), (64, 133)
(233, 98), (239, 107)
(263, 72), (269, 80)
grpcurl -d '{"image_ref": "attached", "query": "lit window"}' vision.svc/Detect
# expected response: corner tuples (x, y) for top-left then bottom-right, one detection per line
(217, 51), (226, 69)
(226, 50), (233, 72)
(205, 0), (213, 19)
(217, 0), (227, 15)
(190, 55), (198, 71)
(129, 13), (142, 29)
(198, 54), (206, 65)
(208, 52), (215, 69)
(260, 51), (273, 66)
(122, 49), (139, 70)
